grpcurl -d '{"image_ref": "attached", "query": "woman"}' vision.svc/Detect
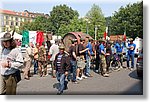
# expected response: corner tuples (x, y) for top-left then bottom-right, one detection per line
(0, 32), (24, 95)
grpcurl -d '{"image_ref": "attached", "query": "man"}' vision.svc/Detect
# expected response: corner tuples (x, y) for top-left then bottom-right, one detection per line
(0, 32), (24, 94)
(68, 39), (78, 83)
(99, 39), (109, 77)
(77, 38), (89, 79)
(114, 39), (123, 69)
(127, 38), (136, 71)
(48, 40), (59, 78)
(85, 38), (93, 77)
(23, 42), (33, 80)
(54, 45), (70, 95)
(38, 42), (47, 77)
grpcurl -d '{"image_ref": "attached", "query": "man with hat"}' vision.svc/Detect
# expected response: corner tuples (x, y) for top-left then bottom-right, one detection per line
(54, 45), (70, 95)
(99, 39), (109, 77)
(0, 32), (24, 94)
(126, 38), (136, 71)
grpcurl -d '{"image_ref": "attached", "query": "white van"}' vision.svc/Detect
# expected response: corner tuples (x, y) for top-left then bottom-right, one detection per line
(133, 37), (143, 57)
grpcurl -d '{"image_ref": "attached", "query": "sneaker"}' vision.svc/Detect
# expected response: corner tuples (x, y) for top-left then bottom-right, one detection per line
(103, 73), (109, 77)
(128, 67), (134, 71)
(81, 75), (88, 79)
(72, 81), (79, 84)
(57, 91), (63, 95)
(76, 77), (82, 80)
(95, 70), (99, 73)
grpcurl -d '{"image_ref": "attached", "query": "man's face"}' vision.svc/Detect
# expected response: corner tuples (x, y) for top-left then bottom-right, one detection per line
(3, 40), (11, 48)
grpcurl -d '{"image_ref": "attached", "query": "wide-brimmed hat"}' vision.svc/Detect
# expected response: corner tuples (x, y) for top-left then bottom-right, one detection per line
(1, 32), (13, 41)
(99, 39), (106, 42)
(129, 38), (133, 41)
(59, 45), (65, 50)
(80, 38), (85, 41)
(71, 39), (77, 43)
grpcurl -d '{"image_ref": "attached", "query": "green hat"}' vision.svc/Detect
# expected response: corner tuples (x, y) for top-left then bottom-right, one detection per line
(1, 33), (13, 41)
(59, 45), (65, 50)
(80, 38), (85, 41)
(99, 39), (106, 42)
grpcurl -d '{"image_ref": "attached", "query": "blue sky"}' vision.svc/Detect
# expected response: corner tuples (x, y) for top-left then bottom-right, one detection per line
(0, 0), (142, 17)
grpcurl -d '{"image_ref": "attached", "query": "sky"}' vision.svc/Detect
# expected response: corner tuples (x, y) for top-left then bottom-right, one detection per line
(0, 0), (142, 17)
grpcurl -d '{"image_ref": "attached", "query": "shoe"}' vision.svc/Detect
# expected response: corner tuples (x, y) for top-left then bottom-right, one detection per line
(72, 81), (79, 84)
(85, 73), (92, 77)
(52, 76), (56, 78)
(81, 75), (88, 79)
(24, 77), (30, 80)
(76, 77), (82, 80)
(128, 67), (134, 71)
(95, 70), (99, 73)
(57, 91), (63, 95)
(103, 73), (109, 77)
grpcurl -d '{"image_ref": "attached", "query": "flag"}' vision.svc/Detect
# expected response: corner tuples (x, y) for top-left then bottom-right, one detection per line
(36, 31), (44, 46)
(103, 27), (108, 40)
(22, 30), (29, 47)
(123, 31), (126, 41)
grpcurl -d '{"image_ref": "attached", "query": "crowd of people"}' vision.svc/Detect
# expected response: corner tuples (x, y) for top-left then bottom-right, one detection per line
(0, 32), (137, 95)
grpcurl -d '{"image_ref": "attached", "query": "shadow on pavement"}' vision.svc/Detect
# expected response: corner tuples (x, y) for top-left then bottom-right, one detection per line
(128, 70), (143, 80)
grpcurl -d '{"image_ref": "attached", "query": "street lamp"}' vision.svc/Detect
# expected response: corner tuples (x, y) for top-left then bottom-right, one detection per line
(94, 25), (100, 40)
(85, 18), (90, 34)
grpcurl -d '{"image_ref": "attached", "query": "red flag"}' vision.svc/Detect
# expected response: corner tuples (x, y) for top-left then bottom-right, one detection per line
(103, 27), (108, 40)
(36, 31), (44, 46)
(123, 31), (126, 41)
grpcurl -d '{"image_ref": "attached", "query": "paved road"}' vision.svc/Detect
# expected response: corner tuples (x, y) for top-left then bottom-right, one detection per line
(16, 64), (143, 95)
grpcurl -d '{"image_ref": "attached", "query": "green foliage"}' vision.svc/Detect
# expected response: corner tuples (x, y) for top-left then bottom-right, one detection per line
(109, 1), (143, 39)
(49, 4), (79, 35)
(85, 4), (106, 39)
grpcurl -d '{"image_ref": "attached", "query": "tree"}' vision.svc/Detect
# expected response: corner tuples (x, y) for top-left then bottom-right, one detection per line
(85, 4), (106, 39)
(20, 16), (49, 32)
(109, 1), (143, 39)
(49, 4), (79, 35)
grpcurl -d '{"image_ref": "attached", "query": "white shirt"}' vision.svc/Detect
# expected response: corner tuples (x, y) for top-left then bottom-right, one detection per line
(0, 48), (24, 75)
(49, 44), (59, 61)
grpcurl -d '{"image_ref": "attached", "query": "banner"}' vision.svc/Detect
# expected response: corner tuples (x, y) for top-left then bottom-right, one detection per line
(22, 30), (29, 47)
(36, 31), (44, 46)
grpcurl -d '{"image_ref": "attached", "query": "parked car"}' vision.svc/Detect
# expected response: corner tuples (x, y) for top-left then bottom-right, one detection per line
(133, 37), (143, 57)
(136, 49), (143, 77)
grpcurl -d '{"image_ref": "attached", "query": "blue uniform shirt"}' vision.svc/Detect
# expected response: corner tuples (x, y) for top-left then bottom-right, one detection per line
(99, 44), (105, 55)
(127, 43), (136, 55)
(86, 42), (93, 55)
(115, 42), (123, 53)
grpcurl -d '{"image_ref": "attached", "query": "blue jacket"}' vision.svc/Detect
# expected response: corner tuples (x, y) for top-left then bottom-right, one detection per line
(99, 44), (105, 55)
(127, 43), (136, 55)
(115, 42), (123, 53)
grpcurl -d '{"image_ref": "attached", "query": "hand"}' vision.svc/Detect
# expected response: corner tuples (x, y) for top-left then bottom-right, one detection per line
(1, 61), (9, 68)
(65, 72), (68, 76)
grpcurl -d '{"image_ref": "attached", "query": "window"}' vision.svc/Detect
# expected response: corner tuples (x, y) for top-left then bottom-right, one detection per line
(11, 21), (14, 26)
(6, 21), (9, 25)
(16, 22), (18, 26)
(15, 17), (18, 21)
(5, 16), (8, 20)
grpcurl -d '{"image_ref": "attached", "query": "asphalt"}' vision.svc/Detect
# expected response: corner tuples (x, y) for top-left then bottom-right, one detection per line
(16, 64), (143, 95)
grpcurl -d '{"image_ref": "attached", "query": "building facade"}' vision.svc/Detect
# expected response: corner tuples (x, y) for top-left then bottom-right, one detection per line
(0, 9), (49, 32)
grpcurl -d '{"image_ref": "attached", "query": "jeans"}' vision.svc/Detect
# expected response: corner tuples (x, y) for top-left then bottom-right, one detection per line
(34, 60), (38, 74)
(85, 55), (91, 75)
(127, 54), (135, 68)
(70, 60), (77, 82)
(56, 72), (66, 93)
